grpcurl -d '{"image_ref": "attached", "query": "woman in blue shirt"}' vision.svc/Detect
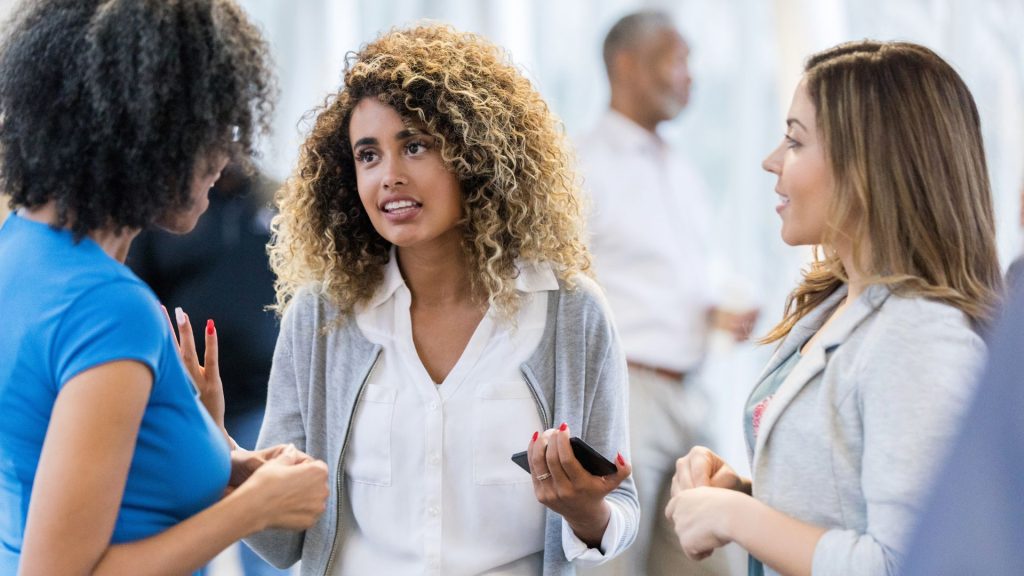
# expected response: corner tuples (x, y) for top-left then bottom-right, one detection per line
(0, 1), (328, 574)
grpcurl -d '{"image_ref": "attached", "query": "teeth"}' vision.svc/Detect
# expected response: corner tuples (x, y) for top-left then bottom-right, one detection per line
(384, 200), (419, 212)
(777, 194), (790, 205)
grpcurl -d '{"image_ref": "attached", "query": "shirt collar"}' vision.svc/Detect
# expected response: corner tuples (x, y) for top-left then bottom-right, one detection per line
(363, 248), (559, 310)
(599, 109), (669, 153)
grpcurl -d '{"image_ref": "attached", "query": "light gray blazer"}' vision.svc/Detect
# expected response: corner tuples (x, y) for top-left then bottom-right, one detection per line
(244, 275), (638, 576)
(748, 284), (984, 576)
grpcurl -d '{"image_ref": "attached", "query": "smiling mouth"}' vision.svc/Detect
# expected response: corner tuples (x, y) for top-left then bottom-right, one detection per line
(382, 200), (422, 214)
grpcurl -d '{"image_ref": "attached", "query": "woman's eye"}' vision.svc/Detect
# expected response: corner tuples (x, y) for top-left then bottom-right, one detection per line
(356, 150), (378, 163)
(784, 135), (801, 149)
(407, 141), (428, 154)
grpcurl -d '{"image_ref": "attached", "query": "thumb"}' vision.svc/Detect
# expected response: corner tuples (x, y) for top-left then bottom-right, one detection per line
(689, 451), (716, 488)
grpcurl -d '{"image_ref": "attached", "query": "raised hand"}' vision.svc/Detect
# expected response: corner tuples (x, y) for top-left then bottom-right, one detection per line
(164, 305), (225, 430)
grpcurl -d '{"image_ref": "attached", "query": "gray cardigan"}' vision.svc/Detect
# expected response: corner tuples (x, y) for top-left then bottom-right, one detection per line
(245, 275), (638, 575)
(748, 284), (985, 576)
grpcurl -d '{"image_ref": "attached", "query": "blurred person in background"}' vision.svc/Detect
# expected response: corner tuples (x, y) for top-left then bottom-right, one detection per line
(128, 161), (289, 576)
(244, 23), (638, 576)
(665, 40), (1001, 576)
(576, 10), (755, 576)
(0, 1), (329, 574)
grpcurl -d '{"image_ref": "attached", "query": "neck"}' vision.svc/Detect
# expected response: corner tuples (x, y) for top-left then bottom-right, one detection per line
(395, 236), (476, 307)
(835, 241), (867, 301)
(609, 93), (659, 133)
(21, 202), (139, 263)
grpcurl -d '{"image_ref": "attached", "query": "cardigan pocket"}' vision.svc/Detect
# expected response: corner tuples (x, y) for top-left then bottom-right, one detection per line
(344, 384), (397, 486)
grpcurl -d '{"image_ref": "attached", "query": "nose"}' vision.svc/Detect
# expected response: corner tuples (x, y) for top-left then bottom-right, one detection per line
(762, 142), (783, 175)
(381, 157), (407, 189)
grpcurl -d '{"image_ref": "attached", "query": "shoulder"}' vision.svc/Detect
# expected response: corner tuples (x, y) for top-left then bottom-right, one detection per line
(553, 274), (619, 339)
(870, 294), (980, 345)
(853, 294), (985, 387)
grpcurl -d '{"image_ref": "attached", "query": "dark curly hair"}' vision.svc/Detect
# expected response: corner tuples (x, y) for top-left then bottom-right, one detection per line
(0, 0), (274, 239)
(269, 24), (589, 320)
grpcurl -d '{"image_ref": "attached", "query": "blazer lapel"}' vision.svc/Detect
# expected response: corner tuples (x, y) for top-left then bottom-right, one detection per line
(750, 284), (891, 470)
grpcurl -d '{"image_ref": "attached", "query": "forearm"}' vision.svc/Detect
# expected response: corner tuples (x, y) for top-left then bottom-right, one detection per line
(730, 496), (826, 576)
(91, 489), (263, 576)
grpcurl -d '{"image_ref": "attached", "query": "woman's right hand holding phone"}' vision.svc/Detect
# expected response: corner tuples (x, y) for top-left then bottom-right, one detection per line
(232, 445), (329, 532)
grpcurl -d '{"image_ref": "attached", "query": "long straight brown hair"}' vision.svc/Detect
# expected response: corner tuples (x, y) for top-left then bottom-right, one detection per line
(763, 41), (1002, 343)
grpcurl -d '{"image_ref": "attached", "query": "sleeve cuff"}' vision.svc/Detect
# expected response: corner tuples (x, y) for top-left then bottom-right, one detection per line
(561, 500), (627, 565)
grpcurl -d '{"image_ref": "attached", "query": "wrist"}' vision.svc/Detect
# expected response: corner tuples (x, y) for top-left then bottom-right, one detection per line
(223, 476), (269, 533)
(566, 501), (610, 548)
(724, 490), (758, 548)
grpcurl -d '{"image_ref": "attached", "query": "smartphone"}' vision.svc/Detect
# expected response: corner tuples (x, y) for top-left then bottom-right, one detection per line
(511, 436), (618, 477)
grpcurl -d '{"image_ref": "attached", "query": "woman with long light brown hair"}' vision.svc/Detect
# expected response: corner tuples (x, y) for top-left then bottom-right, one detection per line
(664, 40), (1001, 576)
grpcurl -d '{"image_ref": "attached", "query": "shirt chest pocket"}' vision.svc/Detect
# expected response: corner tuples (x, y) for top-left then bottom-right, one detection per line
(345, 384), (397, 486)
(473, 380), (544, 485)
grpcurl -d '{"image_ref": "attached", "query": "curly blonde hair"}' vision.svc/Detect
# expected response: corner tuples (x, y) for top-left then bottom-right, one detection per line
(269, 24), (590, 321)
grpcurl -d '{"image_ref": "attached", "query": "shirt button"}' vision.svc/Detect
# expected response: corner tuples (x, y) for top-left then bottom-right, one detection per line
(428, 506), (439, 517)
(428, 401), (439, 410)
(429, 453), (440, 465)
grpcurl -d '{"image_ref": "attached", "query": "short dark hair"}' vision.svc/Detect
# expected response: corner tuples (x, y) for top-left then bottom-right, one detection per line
(602, 10), (675, 75)
(0, 0), (275, 238)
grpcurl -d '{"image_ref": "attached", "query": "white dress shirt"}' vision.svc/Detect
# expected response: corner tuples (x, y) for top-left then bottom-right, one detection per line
(577, 110), (715, 373)
(332, 253), (626, 576)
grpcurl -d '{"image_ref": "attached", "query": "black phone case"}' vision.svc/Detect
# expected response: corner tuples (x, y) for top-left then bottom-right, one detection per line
(511, 436), (618, 477)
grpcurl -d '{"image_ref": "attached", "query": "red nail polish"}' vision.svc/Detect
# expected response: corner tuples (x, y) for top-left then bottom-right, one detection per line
(559, 422), (568, 432)
(617, 452), (626, 466)
(206, 319), (215, 335)
(532, 431), (539, 442)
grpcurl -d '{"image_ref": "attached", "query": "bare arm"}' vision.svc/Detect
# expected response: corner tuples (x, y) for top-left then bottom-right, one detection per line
(20, 361), (327, 576)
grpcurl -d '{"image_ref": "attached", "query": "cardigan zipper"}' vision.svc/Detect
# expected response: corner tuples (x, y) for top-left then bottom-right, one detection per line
(321, 348), (382, 576)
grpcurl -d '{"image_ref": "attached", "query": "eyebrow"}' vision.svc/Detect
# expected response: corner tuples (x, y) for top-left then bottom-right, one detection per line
(786, 118), (809, 132)
(352, 128), (426, 149)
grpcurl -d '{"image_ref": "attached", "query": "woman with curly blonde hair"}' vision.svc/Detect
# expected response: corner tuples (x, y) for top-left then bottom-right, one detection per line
(245, 24), (638, 575)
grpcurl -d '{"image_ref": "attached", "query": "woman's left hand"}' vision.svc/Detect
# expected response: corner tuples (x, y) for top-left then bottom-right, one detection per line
(528, 423), (632, 548)
(664, 485), (747, 560)
(163, 305), (225, 429)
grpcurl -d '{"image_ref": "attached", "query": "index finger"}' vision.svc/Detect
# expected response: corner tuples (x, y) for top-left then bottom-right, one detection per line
(550, 427), (585, 485)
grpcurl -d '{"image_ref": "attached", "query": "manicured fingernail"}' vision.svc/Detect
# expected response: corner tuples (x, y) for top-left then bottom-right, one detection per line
(532, 431), (539, 442)
(558, 422), (568, 432)
(617, 452), (626, 466)
(207, 319), (215, 335)
(174, 307), (185, 325)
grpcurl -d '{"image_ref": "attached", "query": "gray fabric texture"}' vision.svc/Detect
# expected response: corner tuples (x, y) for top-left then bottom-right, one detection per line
(747, 284), (984, 576)
(244, 274), (639, 575)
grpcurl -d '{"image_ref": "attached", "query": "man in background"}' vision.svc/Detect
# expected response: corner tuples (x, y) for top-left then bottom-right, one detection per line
(128, 162), (288, 576)
(576, 11), (755, 576)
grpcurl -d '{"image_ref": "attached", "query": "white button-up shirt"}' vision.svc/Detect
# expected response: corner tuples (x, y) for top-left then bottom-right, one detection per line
(578, 110), (715, 373)
(333, 253), (625, 575)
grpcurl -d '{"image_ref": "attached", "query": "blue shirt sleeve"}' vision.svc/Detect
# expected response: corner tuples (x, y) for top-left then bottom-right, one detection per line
(51, 280), (167, 390)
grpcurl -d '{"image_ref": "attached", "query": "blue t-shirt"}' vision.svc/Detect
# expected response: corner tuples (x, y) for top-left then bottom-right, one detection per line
(0, 214), (231, 572)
